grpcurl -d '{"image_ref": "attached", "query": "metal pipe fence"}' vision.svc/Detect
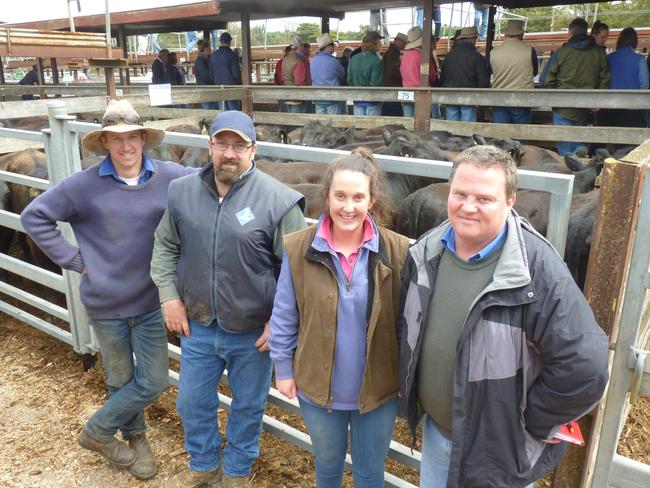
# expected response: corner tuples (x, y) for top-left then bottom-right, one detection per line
(0, 100), (576, 488)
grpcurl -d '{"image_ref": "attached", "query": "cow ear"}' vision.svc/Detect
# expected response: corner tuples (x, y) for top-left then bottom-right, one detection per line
(383, 129), (393, 146)
(279, 129), (289, 144)
(472, 134), (487, 145)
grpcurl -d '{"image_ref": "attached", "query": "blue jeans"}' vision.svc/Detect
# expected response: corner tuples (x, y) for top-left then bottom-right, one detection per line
(402, 102), (441, 119)
(416, 7), (442, 39)
(85, 308), (169, 441)
(474, 8), (489, 39)
(286, 102), (308, 113)
(552, 112), (589, 156)
(420, 416), (534, 488)
(315, 102), (341, 115)
(177, 321), (272, 476)
(215, 100), (242, 111)
(185, 31), (199, 53)
(492, 106), (532, 124)
(445, 105), (477, 122)
(201, 101), (220, 111)
(353, 102), (382, 116)
(299, 397), (399, 488)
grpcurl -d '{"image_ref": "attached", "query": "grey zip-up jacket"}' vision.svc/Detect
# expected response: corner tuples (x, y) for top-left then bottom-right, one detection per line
(399, 211), (608, 487)
(151, 162), (305, 332)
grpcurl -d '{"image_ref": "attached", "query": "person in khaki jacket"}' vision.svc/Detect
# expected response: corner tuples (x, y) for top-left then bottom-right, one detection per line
(269, 148), (409, 487)
(489, 19), (538, 125)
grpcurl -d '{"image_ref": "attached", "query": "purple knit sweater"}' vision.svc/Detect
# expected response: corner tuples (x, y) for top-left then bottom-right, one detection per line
(20, 160), (190, 319)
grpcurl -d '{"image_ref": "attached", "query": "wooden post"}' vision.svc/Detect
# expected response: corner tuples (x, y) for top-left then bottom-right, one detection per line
(551, 146), (650, 488)
(415, 0), (433, 132)
(36, 57), (46, 100)
(105, 68), (116, 98)
(0, 56), (6, 85)
(118, 26), (130, 85)
(321, 17), (330, 34)
(240, 7), (253, 114)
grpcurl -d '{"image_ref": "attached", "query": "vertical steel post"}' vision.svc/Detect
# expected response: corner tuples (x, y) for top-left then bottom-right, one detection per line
(240, 7), (253, 114)
(45, 101), (95, 356)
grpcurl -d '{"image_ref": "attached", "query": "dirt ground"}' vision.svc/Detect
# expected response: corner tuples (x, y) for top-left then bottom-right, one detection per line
(0, 314), (419, 488)
(2, 310), (649, 488)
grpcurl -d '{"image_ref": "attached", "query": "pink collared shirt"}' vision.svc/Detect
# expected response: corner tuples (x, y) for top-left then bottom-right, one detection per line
(317, 214), (376, 281)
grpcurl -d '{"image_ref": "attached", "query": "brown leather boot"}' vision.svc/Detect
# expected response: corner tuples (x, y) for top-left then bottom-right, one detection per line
(77, 427), (136, 469)
(127, 433), (157, 480)
(222, 474), (250, 488)
(164, 466), (222, 487)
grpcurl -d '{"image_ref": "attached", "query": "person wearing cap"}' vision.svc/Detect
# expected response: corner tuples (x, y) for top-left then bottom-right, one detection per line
(347, 31), (385, 116)
(400, 26), (440, 119)
(20, 99), (192, 481)
(152, 49), (169, 84)
(311, 33), (346, 115)
(439, 26), (489, 122)
(209, 32), (242, 111)
(151, 111), (306, 487)
(381, 32), (407, 116)
(282, 35), (312, 113)
(489, 20), (538, 126)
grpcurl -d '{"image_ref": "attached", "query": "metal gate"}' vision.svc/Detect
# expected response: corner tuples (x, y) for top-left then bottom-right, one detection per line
(0, 99), (577, 488)
(589, 157), (650, 488)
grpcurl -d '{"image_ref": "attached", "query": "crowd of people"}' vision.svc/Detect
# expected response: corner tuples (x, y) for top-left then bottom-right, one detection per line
(21, 97), (609, 487)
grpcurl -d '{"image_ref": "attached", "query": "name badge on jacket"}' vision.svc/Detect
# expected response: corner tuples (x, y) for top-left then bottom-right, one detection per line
(236, 207), (255, 226)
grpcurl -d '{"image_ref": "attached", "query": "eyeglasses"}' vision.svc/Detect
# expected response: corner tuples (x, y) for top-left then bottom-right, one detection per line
(103, 113), (142, 127)
(210, 140), (253, 154)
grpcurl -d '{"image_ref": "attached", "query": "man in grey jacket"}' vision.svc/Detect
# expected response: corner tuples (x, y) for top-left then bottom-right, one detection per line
(151, 111), (305, 487)
(399, 145), (608, 488)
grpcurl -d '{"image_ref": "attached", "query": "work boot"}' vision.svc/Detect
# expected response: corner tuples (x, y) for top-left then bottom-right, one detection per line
(222, 474), (250, 488)
(77, 427), (136, 469)
(127, 433), (157, 480)
(164, 466), (222, 488)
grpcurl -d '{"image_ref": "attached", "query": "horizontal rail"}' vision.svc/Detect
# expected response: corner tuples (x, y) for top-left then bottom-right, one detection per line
(0, 299), (72, 345)
(0, 209), (24, 232)
(609, 453), (650, 488)
(0, 170), (51, 191)
(0, 252), (65, 292)
(0, 127), (47, 143)
(0, 280), (68, 322)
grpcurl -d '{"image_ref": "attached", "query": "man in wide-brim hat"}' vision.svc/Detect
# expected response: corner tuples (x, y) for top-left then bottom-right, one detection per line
(490, 19), (539, 128)
(311, 33), (346, 114)
(21, 98), (191, 481)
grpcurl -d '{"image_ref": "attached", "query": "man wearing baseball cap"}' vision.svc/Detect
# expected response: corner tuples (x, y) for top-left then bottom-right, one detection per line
(209, 32), (242, 110)
(152, 111), (306, 487)
(21, 99), (191, 480)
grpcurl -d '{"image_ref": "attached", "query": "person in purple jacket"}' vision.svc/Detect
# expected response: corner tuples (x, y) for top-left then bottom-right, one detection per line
(20, 99), (192, 481)
(269, 148), (409, 487)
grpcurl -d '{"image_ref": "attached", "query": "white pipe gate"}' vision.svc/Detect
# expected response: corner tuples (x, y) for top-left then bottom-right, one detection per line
(0, 99), (581, 487)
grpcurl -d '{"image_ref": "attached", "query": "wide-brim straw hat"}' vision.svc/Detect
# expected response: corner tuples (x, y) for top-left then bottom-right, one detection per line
(502, 19), (525, 36)
(81, 99), (165, 156)
(394, 32), (408, 43)
(405, 26), (423, 50)
(317, 33), (335, 50)
(457, 26), (479, 39)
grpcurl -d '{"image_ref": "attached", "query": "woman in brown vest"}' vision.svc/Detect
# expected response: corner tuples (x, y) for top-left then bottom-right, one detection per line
(269, 148), (409, 487)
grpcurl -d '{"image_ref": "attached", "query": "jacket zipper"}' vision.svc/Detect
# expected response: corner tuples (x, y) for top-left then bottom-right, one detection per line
(320, 256), (340, 412)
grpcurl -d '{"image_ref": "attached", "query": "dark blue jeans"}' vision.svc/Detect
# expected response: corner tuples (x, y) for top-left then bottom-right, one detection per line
(445, 105), (477, 122)
(299, 397), (399, 488)
(177, 321), (272, 476)
(492, 106), (532, 124)
(86, 308), (169, 441)
(552, 112), (589, 156)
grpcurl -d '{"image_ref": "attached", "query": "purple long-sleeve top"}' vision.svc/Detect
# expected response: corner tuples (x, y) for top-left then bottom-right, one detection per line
(269, 215), (379, 410)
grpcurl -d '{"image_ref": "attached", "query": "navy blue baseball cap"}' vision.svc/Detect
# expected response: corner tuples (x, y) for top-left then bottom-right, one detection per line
(209, 111), (256, 143)
(220, 32), (232, 43)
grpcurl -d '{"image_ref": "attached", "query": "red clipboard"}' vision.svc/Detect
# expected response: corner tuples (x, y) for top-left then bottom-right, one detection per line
(553, 421), (585, 446)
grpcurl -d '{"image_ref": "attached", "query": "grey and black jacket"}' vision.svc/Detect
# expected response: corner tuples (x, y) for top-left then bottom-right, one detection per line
(399, 210), (608, 488)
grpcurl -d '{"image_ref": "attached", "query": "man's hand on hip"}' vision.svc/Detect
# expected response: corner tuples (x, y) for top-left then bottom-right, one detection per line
(255, 321), (271, 352)
(162, 298), (190, 336)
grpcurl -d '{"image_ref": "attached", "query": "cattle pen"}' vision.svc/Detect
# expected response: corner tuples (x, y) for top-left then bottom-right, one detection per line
(0, 94), (648, 486)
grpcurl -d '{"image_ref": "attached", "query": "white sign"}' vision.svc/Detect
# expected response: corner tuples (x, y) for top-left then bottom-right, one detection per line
(148, 83), (172, 106)
(397, 91), (415, 102)
(115, 88), (123, 97)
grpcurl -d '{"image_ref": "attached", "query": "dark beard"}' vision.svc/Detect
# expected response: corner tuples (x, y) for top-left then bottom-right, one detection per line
(214, 163), (243, 186)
